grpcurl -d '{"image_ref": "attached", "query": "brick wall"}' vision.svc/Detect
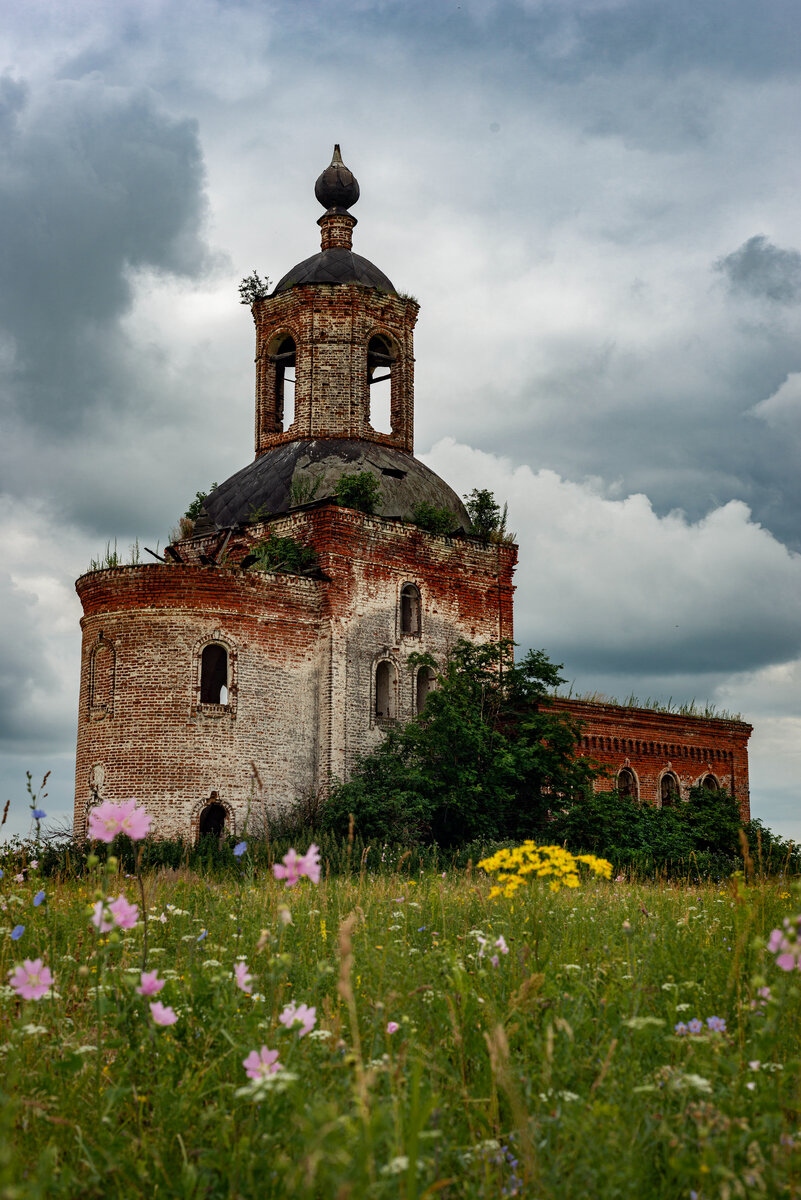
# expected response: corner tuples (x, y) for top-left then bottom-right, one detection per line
(73, 510), (517, 838)
(553, 698), (753, 819)
(252, 285), (419, 453)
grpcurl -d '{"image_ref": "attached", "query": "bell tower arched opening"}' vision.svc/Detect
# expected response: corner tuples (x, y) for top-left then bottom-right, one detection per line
(271, 335), (296, 432)
(367, 335), (395, 434)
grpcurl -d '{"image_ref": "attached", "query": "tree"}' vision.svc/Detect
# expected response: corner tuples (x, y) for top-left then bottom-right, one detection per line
(320, 639), (599, 846)
(463, 488), (509, 542)
(238, 271), (271, 304)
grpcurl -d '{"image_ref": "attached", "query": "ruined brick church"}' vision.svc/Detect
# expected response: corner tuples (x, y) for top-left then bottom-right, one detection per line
(73, 148), (751, 839)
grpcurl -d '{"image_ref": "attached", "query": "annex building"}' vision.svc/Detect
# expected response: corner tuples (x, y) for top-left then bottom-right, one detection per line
(73, 148), (751, 838)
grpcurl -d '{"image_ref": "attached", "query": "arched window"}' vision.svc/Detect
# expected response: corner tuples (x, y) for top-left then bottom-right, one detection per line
(400, 583), (421, 636)
(374, 659), (397, 721)
(271, 335), (296, 431)
(198, 802), (227, 839)
(701, 773), (719, 791)
(367, 335), (394, 434)
(200, 644), (228, 705)
(617, 767), (638, 800)
(660, 773), (680, 808)
(416, 666), (436, 715)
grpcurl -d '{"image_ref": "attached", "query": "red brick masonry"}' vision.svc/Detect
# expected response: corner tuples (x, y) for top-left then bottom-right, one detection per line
(552, 697), (752, 819)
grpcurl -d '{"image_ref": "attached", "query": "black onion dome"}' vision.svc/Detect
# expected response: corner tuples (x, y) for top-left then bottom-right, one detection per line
(273, 249), (395, 294)
(201, 439), (470, 531)
(314, 144), (360, 211)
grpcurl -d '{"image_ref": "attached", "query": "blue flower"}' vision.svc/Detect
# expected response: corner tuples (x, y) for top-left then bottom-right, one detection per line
(32, 809), (46, 820)
(11, 925), (24, 941)
(197, 929), (208, 942)
(33, 890), (45, 907)
(233, 841), (247, 858)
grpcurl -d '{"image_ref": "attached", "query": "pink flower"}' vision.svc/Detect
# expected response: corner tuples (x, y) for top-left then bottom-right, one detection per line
(243, 1046), (282, 1080)
(278, 1001), (316, 1036)
(273, 848), (304, 888)
(87, 800), (124, 843)
(299, 844), (321, 884)
(150, 1001), (178, 1026)
(386, 1021), (400, 1034)
(136, 970), (165, 997)
(90, 901), (113, 933)
(108, 895), (139, 930)
(273, 845), (321, 888)
(768, 929), (784, 954)
(495, 935), (509, 955)
(233, 961), (253, 994)
(117, 798), (152, 841)
(88, 798), (151, 843)
(490, 954), (500, 968)
(8, 958), (54, 1000)
(768, 918), (801, 972)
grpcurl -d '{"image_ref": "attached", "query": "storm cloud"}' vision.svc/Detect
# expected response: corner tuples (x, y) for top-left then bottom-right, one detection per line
(717, 236), (801, 305)
(0, 72), (215, 433)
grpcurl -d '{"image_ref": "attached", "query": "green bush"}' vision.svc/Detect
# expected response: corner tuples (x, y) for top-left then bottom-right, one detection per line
(334, 471), (382, 515)
(184, 483), (217, 522)
(411, 500), (456, 536)
(548, 785), (752, 878)
(246, 531), (317, 576)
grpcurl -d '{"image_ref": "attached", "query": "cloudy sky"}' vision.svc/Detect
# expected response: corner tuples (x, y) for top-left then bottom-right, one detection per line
(2, 0), (800, 841)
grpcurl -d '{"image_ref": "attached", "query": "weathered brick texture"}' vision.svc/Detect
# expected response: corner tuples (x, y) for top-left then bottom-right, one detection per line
(74, 509), (516, 837)
(253, 285), (419, 453)
(552, 698), (752, 819)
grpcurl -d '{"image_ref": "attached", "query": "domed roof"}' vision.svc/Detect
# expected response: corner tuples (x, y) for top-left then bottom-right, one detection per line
(201, 439), (469, 531)
(273, 248), (395, 295)
(273, 146), (395, 296)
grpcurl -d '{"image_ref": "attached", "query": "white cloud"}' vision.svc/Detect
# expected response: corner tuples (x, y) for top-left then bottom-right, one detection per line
(424, 439), (801, 669)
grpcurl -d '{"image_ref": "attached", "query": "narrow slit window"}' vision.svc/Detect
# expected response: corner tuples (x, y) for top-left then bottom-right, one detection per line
(400, 584), (421, 635)
(367, 335), (394, 434)
(200, 644), (228, 704)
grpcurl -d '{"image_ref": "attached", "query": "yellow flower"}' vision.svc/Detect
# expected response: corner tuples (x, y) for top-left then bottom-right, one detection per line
(478, 843), (613, 897)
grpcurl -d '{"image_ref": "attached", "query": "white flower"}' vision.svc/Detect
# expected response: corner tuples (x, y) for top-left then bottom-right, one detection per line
(380, 1157), (409, 1176)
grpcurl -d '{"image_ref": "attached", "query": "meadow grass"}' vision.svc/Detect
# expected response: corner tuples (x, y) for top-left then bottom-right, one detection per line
(2, 855), (801, 1199)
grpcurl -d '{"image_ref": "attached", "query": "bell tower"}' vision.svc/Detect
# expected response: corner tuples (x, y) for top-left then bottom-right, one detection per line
(252, 146), (418, 454)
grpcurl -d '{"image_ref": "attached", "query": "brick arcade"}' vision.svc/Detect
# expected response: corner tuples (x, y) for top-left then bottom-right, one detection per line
(73, 147), (751, 838)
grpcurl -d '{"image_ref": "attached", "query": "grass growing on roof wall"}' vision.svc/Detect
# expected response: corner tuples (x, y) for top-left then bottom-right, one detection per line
(3, 836), (801, 1198)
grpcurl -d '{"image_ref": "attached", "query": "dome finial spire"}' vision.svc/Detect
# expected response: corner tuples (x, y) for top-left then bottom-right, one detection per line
(315, 144), (360, 213)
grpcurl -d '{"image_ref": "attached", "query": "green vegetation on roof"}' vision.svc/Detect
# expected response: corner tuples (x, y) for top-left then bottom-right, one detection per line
(556, 687), (743, 722)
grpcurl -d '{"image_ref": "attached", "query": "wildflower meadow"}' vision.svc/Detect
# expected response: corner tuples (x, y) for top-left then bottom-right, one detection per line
(2, 804), (801, 1198)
